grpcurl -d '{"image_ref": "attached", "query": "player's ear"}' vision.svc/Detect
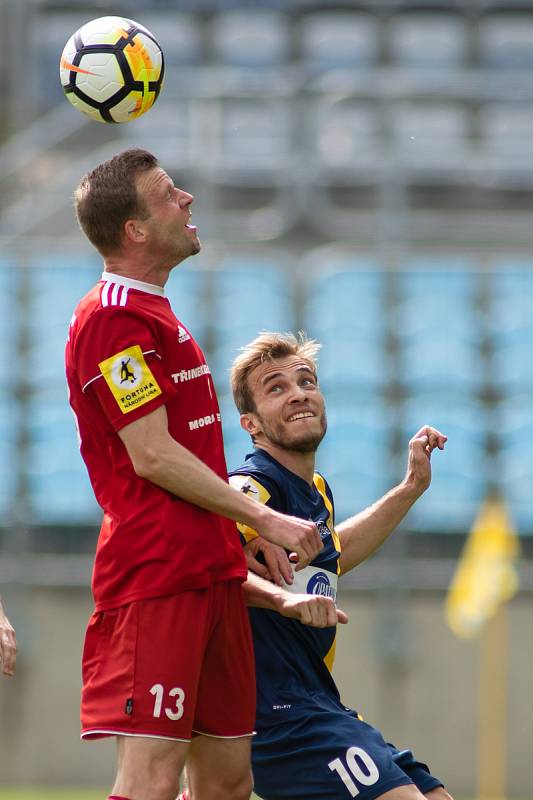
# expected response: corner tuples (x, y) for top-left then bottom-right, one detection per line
(241, 413), (261, 436)
(123, 218), (147, 243)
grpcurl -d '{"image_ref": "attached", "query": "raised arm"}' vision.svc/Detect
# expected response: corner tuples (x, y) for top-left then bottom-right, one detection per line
(118, 405), (323, 569)
(337, 426), (447, 575)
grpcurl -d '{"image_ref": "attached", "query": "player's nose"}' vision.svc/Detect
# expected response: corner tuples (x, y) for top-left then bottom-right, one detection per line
(178, 190), (194, 208)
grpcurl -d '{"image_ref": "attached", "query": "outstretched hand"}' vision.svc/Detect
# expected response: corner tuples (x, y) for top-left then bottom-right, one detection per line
(405, 425), (447, 496)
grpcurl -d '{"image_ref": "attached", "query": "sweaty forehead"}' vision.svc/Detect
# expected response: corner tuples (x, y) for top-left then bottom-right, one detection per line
(250, 356), (316, 388)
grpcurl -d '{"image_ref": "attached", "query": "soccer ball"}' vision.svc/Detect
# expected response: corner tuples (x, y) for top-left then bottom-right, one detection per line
(59, 16), (164, 124)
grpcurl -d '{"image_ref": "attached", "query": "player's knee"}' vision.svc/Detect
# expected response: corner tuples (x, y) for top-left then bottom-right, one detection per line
(200, 768), (253, 800)
(148, 768), (182, 800)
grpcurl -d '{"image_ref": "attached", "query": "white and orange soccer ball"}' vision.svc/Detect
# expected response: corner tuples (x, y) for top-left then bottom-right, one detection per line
(59, 16), (164, 124)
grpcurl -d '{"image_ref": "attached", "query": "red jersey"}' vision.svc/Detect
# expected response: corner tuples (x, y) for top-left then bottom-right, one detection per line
(65, 272), (247, 611)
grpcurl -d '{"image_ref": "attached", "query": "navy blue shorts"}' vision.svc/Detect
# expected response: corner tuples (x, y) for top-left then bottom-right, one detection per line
(252, 705), (443, 800)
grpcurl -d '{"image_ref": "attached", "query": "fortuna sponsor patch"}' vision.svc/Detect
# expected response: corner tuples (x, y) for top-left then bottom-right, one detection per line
(98, 345), (162, 413)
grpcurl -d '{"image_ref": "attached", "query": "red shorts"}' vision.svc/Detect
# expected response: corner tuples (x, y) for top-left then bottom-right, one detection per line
(81, 579), (255, 741)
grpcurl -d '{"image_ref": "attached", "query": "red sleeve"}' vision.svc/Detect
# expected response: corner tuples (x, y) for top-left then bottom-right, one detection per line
(75, 307), (177, 431)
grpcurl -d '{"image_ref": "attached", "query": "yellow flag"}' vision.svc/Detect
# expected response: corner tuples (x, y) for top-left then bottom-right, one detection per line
(446, 497), (520, 639)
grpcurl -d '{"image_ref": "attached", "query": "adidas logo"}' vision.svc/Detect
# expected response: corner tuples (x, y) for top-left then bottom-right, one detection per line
(178, 325), (190, 343)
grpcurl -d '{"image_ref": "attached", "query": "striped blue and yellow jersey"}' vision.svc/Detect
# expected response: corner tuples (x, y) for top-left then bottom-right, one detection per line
(229, 448), (343, 726)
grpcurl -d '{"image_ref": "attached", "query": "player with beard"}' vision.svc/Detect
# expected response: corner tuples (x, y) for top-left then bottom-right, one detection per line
(181, 332), (453, 800)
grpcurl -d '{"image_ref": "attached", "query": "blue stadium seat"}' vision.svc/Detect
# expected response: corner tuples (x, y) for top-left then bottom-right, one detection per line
(26, 255), (100, 386)
(497, 399), (533, 532)
(308, 99), (382, 173)
(218, 393), (252, 473)
(0, 398), (19, 521)
(299, 12), (379, 74)
(481, 106), (533, 162)
(316, 332), (388, 395)
(211, 9), (290, 69)
(209, 98), (293, 173)
(303, 261), (385, 336)
(488, 263), (533, 340)
(303, 263), (388, 394)
(317, 399), (393, 523)
(209, 262), (294, 384)
(488, 267), (533, 393)
(401, 392), (487, 533)
(389, 13), (468, 71)
(479, 15), (533, 70)
(390, 103), (471, 174)
(165, 267), (208, 352)
(396, 264), (483, 393)
(26, 394), (100, 524)
(0, 258), (19, 387)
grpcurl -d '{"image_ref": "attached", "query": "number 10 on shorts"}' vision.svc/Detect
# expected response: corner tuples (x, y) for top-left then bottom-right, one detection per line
(328, 747), (379, 797)
(150, 683), (185, 720)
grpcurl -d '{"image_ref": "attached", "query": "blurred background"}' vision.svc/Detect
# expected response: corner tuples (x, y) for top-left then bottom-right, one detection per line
(0, 0), (532, 796)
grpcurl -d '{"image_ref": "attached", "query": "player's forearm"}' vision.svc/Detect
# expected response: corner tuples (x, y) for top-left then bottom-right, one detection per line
(242, 571), (287, 611)
(337, 480), (421, 574)
(135, 434), (272, 529)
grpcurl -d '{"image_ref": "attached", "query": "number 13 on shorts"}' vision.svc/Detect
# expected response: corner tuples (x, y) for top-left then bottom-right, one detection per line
(328, 747), (380, 797)
(150, 683), (186, 720)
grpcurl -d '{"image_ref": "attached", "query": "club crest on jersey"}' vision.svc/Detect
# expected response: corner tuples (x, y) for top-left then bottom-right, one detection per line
(99, 345), (162, 413)
(178, 325), (190, 343)
(307, 571), (337, 602)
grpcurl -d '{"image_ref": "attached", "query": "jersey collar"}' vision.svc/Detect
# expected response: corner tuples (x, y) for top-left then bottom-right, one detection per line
(101, 272), (165, 297)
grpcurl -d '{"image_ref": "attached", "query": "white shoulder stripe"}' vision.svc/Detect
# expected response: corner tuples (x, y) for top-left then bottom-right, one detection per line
(110, 282), (120, 306)
(101, 281), (111, 307)
(100, 281), (130, 308)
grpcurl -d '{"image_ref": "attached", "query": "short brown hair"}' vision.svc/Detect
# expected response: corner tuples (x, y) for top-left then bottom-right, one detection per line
(74, 148), (158, 254)
(231, 331), (321, 414)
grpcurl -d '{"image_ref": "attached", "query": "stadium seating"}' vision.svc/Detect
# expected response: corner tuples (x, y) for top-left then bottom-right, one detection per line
(218, 393), (252, 473)
(26, 391), (100, 524)
(210, 9), (290, 69)
(400, 393), (488, 533)
(389, 102), (471, 177)
(478, 14), (533, 70)
(317, 401), (393, 523)
(498, 393), (533, 532)
(209, 260), (293, 387)
(480, 105), (533, 184)
(0, 399), (19, 521)
(165, 266), (209, 352)
(307, 98), (382, 174)
(298, 12), (380, 75)
(303, 262), (388, 394)
(0, 258), (19, 386)
(395, 263), (483, 394)
(388, 13), (468, 71)
(25, 255), (99, 385)
(488, 264), (533, 393)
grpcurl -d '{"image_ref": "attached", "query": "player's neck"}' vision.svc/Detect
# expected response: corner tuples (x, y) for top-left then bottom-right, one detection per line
(103, 253), (170, 288)
(257, 442), (316, 486)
